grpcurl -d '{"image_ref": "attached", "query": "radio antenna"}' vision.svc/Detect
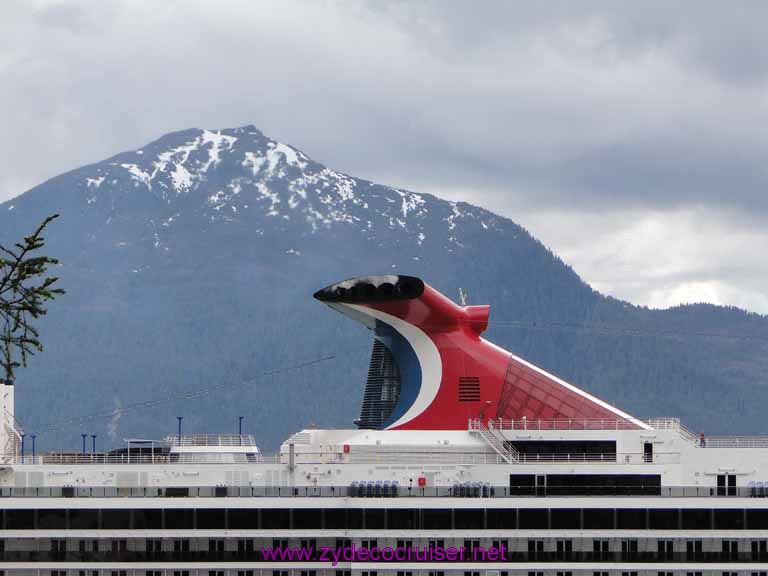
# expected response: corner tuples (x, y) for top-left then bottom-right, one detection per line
(458, 287), (468, 306)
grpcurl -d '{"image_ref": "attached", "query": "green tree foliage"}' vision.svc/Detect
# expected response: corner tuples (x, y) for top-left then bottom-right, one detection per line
(0, 214), (64, 381)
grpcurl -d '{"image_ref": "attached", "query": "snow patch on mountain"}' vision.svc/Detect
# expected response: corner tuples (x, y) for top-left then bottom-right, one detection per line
(200, 130), (237, 172)
(86, 176), (105, 188)
(120, 164), (152, 188)
(395, 190), (426, 219)
(78, 125), (499, 250)
(446, 202), (462, 230)
(242, 141), (307, 179)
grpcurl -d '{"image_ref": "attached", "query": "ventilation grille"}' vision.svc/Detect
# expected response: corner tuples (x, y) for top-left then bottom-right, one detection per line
(357, 338), (402, 429)
(459, 377), (481, 402)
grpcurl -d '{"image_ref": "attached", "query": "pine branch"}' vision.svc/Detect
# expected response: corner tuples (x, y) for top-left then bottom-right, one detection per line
(0, 214), (65, 381)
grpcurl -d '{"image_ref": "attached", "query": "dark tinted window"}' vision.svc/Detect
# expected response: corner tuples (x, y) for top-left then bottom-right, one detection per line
(292, 509), (322, 529)
(682, 509), (711, 530)
(69, 509), (99, 529)
(547, 474), (660, 496)
(387, 509), (417, 529)
(714, 509), (744, 530)
(347, 509), (363, 529)
(550, 509), (580, 529)
(486, 509), (516, 529)
(519, 509), (548, 529)
(228, 509), (257, 530)
(509, 474), (535, 495)
(747, 509), (768, 530)
(364, 509), (385, 529)
(164, 508), (194, 529)
(261, 509), (290, 530)
(583, 508), (614, 529)
(649, 509), (678, 529)
(423, 509), (452, 530)
(102, 509), (131, 529)
(5, 509), (34, 529)
(37, 509), (66, 529)
(454, 509), (484, 529)
(164, 487), (189, 497)
(324, 509), (347, 529)
(132, 509), (162, 529)
(196, 508), (225, 529)
(616, 509), (646, 529)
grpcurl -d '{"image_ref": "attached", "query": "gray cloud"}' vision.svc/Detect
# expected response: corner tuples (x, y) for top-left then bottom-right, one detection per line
(2, 0), (767, 311)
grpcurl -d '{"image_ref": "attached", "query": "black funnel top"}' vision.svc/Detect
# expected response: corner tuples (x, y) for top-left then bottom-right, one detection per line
(313, 275), (425, 303)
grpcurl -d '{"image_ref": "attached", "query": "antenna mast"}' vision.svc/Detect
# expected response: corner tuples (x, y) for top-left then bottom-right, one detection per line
(458, 287), (468, 306)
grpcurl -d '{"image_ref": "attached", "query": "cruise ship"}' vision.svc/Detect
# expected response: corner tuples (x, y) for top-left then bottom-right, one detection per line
(1, 274), (767, 576)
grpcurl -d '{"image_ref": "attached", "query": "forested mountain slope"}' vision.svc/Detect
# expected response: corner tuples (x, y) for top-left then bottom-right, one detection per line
(2, 125), (767, 449)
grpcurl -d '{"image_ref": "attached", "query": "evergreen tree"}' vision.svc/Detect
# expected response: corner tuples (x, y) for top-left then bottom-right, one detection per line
(0, 214), (64, 381)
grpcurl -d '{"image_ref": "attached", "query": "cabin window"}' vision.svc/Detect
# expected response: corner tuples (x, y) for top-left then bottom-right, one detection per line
(228, 509), (257, 529)
(509, 474), (536, 496)
(387, 508), (417, 529)
(364, 509), (385, 529)
(132, 509), (162, 529)
(454, 508), (484, 529)
(347, 508), (364, 529)
(164, 509), (194, 529)
(37, 509), (67, 529)
(682, 509), (712, 530)
(197, 508), (226, 529)
(5, 509), (34, 529)
(519, 508), (548, 529)
(292, 509), (322, 529)
(324, 509), (347, 529)
(583, 508), (614, 529)
(164, 487), (189, 497)
(715, 509), (745, 530)
(261, 509), (290, 530)
(486, 508), (516, 529)
(616, 509), (646, 529)
(649, 509), (679, 529)
(70, 509), (99, 529)
(101, 509), (130, 529)
(546, 473), (660, 496)
(423, 508), (452, 529)
(551, 509), (580, 529)
(748, 510), (768, 529)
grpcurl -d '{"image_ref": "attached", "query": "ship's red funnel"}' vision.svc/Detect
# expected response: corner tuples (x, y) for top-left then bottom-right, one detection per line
(315, 275), (646, 431)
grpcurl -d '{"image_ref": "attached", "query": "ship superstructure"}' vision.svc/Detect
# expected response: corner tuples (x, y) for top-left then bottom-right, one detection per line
(0, 275), (767, 575)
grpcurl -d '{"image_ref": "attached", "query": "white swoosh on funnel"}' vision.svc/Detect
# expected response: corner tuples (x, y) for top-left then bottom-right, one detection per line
(345, 303), (442, 429)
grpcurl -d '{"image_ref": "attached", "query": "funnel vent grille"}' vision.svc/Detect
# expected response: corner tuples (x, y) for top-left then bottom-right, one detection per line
(356, 338), (401, 429)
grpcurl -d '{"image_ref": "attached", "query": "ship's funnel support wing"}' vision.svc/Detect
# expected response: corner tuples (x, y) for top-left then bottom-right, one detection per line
(314, 275), (648, 431)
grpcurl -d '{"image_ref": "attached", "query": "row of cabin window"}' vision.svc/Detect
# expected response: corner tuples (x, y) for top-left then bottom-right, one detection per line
(0, 508), (766, 530)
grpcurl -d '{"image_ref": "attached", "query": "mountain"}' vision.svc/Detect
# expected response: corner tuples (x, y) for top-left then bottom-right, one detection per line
(2, 125), (767, 450)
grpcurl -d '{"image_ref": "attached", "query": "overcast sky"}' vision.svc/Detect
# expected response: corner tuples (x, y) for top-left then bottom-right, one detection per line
(3, 0), (768, 313)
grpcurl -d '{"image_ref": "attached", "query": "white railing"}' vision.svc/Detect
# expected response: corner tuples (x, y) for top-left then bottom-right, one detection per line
(287, 451), (510, 466)
(645, 418), (698, 441)
(517, 451), (680, 465)
(701, 436), (768, 449)
(164, 434), (258, 447)
(476, 417), (699, 443)
(6, 450), (681, 466)
(488, 417), (642, 430)
(12, 453), (167, 465)
(6, 452), (282, 465)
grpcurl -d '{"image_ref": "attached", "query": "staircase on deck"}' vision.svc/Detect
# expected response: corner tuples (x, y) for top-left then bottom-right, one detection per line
(468, 418), (519, 464)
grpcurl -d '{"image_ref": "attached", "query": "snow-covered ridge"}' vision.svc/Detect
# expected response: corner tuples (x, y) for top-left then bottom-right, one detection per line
(120, 129), (238, 195)
(80, 126), (502, 248)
